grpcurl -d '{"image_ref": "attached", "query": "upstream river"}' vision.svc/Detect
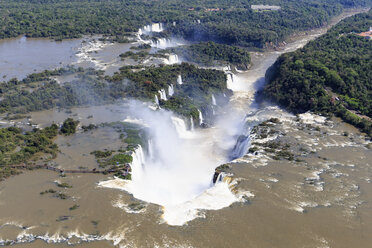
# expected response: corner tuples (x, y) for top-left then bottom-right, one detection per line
(0, 9), (371, 248)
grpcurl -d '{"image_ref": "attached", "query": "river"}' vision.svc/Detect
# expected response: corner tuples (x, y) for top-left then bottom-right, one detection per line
(0, 8), (371, 248)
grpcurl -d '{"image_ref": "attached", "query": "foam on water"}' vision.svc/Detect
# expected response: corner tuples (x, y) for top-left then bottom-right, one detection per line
(98, 103), (249, 225)
(162, 179), (252, 226)
(75, 39), (112, 70)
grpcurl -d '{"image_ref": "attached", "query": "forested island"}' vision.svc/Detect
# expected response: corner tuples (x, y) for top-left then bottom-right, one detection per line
(0, 63), (228, 122)
(0, 0), (370, 48)
(160, 41), (251, 70)
(264, 9), (372, 136)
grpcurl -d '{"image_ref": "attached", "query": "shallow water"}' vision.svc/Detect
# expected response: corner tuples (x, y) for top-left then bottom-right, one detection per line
(0, 36), (135, 80)
(0, 37), (81, 80)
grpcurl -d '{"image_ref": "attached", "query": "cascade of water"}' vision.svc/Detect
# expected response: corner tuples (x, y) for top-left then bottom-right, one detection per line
(158, 89), (167, 100)
(147, 139), (154, 160)
(151, 38), (170, 49)
(212, 107), (216, 116)
(212, 94), (217, 105)
(166, 54), (179, 64)
(130, 145), (146, 181)
(198, 109), (204, 125)
(171, 116), (193, 139)
(177, 75), (183, 85)
(190, 116), (194, 131)
(229, 134), (251, 160)
(137, 29), (144, 42)
(226, 73), (235, 90)
(215, 173), (224, 183)
(154, 95), (159, 105)
(143, 25), (151, 32)
(230, 74), (234, 82)
(172, 21), (176, 26)
(151, 23), (163, 32)
(143, 23), (164, 33)
(168, 84), (174, 96)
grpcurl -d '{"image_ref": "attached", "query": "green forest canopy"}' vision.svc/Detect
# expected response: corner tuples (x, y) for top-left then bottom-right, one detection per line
(0, 0), (370, 48)
(264, 9), (372, 136)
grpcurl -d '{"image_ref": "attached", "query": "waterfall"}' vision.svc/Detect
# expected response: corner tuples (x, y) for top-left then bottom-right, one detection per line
(177, 75), (183, 85)
(151, 38), (170, 49)
(154, 95), (159, 105)
(212, 107), (216, 116)
(171, 116), (193, 139)
(168, 84), (174, 96)
(198, 109), (204, 125)
(143, 25), (151, 32)
(229, 134), (251, 160)
(143, 23), (164, 33)
(158, 89), (167, 101)
(137, 28), (144, 42)
(190, 116), (194, 131)
(226, 73), (234, 90)
(212, 94), (217, 105)
(166, 54), (179, 64)
(172, 21), (176, 26)
(100, 101), (243, 226)
(147, 139), (154, 160)
(230, 74), (234, 82)
(216, 173), (224, 183)
(130, 145), (146, 181)
(151, 23), (163, 32)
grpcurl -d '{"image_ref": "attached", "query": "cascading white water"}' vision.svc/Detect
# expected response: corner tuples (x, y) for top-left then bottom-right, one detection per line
(130, 145), (146, 181)
(168, 84), (174, 96)
(151, 23), (163, 32)
(100, 20), (339, 227)
(212, 94), (217, 105)
(177, 74), (183, 85)
(147, 139), (154, 160)
(98, 102), (248, 225)
(115, 103), (228, 203)
(198, 109), (204, 125)
(143, 23), (164, 33)
(190, 116), (194, 131)
(226, 73), (235, 90)
(166, 54), (179, 64)
(151, 38), (170, 49)
(137, 29), (144, 42)
(171, 116), (194, 139)
(158, 89), (167, 101)
(154, 95), (159, 105)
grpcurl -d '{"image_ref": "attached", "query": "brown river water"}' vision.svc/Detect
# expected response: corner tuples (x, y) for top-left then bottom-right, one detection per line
(0, 9), (371, 248)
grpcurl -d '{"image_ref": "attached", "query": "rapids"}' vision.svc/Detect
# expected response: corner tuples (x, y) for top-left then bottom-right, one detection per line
(98, 10), (365, 226)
